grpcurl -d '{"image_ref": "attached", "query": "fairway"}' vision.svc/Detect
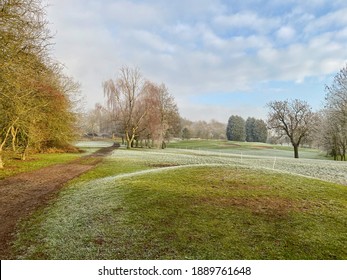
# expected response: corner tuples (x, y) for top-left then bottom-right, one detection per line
(167, 139), (328, 159)
(12, 144), (347, 260)
(3, 3), (347, 277)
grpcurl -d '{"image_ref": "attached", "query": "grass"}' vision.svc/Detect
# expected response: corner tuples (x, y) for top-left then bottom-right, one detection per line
(0, 141), (110, 180)
(12, 147), (347, 260)
(168, 139), (329, 160)
(0, 151), (83, 180)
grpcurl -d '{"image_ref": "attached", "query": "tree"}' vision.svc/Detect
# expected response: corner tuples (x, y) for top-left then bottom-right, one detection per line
(1, 0), (48, 166)
(245, 117), (256, 142)
(254, 119), (268, 143)
(226, 115), (246, 141)
(246, 117), (268, 143)
(181, 127), (191, 140)
(267, 99), (315, 158)
(193, 121), (209, 139)
(317, 110), (341, 160)
(0, 0), (79, 167)
(208, 119), (227, 139)
(322, 65), (347, 160)
(103, 67), (180, 149)
(179, 118), (226, 140)
(103, 67), (146, 149)
(142, 81), (180, 148)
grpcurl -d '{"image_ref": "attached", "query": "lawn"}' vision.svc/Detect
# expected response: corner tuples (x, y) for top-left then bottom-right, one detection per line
(12, 146), (347, 260)
(0, 140), (113, 180)
(0, 151), (82, 180)
(167, 139), (329, 159)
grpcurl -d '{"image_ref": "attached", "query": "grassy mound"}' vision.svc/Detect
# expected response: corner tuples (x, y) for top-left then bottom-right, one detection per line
(13, 161), (347, 259)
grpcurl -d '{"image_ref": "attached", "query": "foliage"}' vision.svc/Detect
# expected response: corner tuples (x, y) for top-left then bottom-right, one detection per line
(245, 117), (267, 143)
(226, 115), (246, 141)
(0, 0), (79, 168)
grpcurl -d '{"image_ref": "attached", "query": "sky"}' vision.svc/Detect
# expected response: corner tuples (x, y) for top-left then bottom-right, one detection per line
(45, 0), (347, 122)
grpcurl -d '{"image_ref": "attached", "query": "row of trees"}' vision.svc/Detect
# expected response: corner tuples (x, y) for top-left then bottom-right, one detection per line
(73, 64), (347, 160)
(224, 64), (346, 160)
(102, 67), (181, 149)
(226, 116), (267, 143)
(82, 107), (227, 143)
(266, 64), (347, 160)
(0, 0), (79, 168)
(181, 119), (226, 140)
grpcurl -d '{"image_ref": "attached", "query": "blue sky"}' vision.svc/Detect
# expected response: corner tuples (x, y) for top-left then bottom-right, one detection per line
(46, 0), (347, 122)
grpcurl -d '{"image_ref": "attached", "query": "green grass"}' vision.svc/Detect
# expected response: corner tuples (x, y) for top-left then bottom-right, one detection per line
(168, 139), (329, 160)
(12, 150), (347, 260)
(0, 151), (86, 180)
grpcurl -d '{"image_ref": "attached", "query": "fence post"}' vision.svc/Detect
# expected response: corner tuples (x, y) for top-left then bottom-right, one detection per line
(273, 157), (276, 170)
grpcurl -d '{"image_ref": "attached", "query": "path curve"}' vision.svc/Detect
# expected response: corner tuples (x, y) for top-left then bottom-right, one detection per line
(0, 144), (118, 259)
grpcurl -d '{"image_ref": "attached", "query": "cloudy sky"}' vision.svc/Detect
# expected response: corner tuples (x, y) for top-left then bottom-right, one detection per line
(45, 0), (347, 122)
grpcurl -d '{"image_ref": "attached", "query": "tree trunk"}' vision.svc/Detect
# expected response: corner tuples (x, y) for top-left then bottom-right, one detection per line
(0, 150), (4, 169)
(125, 130), (136, 149)
(21, 138), (30, 161)
(293, 144), (299, 158)
(126, 139), (131, 149)
(11, 126), (18, 151)
(0, 126), (13, 168)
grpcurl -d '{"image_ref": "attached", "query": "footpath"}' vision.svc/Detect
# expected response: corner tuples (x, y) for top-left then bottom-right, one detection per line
(0, 144), (118, 259)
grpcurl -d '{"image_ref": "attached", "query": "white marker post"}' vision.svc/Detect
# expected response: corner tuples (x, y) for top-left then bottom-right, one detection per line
(273, 157), (276, 170)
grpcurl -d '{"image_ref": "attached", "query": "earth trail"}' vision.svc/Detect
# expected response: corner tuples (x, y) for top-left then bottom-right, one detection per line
(0, 144), (118, 259)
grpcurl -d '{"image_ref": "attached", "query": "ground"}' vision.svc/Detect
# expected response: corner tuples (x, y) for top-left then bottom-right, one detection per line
(0, 145), (117, 259)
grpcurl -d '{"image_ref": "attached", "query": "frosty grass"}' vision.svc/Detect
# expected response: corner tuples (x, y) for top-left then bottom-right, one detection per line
(105, 148), (347, 186)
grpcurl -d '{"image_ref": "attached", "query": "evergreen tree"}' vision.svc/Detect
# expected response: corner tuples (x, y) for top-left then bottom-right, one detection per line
(226, 115), (246, 141)
(245, 117), (256, 142)
(254, 119), (268, 143)
(245, 117), (267, 143)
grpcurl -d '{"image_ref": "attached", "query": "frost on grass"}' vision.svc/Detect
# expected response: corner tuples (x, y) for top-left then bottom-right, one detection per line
(74, 141), (114, 148)
(107, 148), (347, 185)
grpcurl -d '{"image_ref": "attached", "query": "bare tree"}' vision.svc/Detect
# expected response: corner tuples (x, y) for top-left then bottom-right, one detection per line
(103, 67), (147, 149)
(267, 99), (316, 158)
(323, 65), (347, 160)
(317, 110), (345, 160)
(142, 81), (180, 148)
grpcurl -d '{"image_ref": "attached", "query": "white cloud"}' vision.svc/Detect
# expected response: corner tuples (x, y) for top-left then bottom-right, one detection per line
(214, 11), (279, 34)
(178, 99), (267, 122)
(276, 26), (296, 41)
(304, 7), (347, 35)
(128, 30), (176, 53)
(45, 0), (347, 122)
(105, 0), (163, 27)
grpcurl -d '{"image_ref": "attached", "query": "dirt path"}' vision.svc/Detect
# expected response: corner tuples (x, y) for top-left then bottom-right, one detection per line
(0, 144), (118, 259)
